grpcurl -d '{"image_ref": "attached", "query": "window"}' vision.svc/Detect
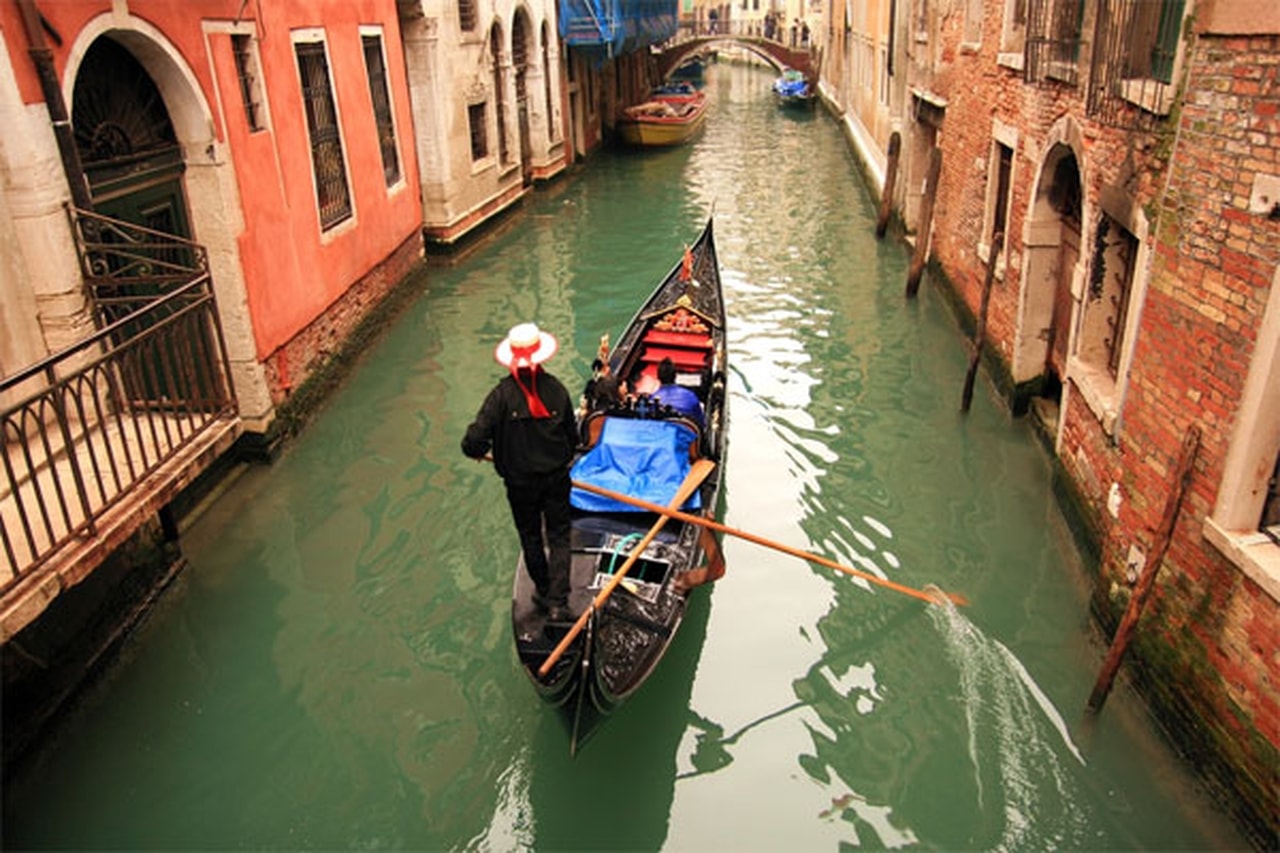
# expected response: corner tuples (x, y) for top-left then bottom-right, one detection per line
(879, 46), (890, 105)
(295, 38), (351, 229)
(1025, 0), (1084, 83)
(542, 23), (558, 142)
(1205, 272), (1280, 599)
(468, 102), (488, 160)
(1000, 0), (1028, 62)
(1080, 213), (1136, 378)
(458, 0), (477, 32)
(1087, 0), (1186, 126)
(964, 0), (984, 45)
(983, 136), (1015, 263)
(490, 26), (509, 165)
(361, 33), (401, 186)
(1263, 453), (1280, 542)
(232, 33), (265, 131)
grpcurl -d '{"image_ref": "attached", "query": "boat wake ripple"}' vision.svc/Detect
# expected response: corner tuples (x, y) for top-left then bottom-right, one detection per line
(929, 602), (1093, 850)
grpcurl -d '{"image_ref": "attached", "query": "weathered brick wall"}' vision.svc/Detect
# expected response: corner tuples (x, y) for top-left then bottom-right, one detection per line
(924, 3), (1279, 844)
(1087, 32), (1280, 846)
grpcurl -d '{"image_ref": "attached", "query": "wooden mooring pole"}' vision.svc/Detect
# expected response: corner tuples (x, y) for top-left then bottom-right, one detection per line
(876, 132), (901, 239)
(1086, 426), (1201, 714)
(960, 232), (1003, 413)
(905, 148), (941, 298)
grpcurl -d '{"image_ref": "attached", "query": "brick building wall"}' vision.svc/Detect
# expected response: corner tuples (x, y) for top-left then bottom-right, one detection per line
(919, 1), (1279, 845)
(1076, 30), (1279, 846)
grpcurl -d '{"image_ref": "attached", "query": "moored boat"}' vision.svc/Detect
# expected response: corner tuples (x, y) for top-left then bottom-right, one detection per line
(512, 218), (728, 752)
(773, 67), (816, 109)
(616, 89), (709, 147)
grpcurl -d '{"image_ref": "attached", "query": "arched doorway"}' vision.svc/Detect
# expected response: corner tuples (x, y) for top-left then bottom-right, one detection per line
(73, 37), (190, 246)
(71, 35), (205, 403)
(1021, 142), (1083, 408)
(512, 10), (533, 186)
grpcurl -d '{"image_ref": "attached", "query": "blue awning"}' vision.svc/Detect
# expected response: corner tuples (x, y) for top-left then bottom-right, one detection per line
(571, 418), (701, 513)
(558, 0), (678, 61)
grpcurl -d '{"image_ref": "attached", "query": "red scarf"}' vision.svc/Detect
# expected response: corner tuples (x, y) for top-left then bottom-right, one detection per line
(512, 366), (550, 418)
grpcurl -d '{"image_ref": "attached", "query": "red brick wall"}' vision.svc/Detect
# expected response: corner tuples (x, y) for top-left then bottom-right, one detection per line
(1098, 33), (1280, 844)
(925, 6), (1279, 842)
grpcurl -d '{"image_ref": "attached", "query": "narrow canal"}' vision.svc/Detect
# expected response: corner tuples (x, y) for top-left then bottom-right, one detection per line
(4, 62), (1246, 850)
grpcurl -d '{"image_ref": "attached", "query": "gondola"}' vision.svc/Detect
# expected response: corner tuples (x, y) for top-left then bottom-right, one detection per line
(512, 217), (728, 753)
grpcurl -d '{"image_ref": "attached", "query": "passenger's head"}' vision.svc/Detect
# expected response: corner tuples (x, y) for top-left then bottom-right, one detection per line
(593, 375), (623, 408)
(658, 357), (677, 385)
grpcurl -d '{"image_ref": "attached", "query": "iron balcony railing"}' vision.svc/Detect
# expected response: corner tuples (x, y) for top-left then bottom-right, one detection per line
(1, 210), (237, 587)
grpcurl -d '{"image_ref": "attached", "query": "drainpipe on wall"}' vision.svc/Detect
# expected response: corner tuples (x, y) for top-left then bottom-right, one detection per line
(16, 0), (94, 211)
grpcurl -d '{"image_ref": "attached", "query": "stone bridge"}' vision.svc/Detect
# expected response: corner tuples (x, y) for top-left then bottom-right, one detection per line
(654, 34), (816, 84)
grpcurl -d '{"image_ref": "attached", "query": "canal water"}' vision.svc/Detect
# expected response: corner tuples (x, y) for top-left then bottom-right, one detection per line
(4, 62), (1246, 851)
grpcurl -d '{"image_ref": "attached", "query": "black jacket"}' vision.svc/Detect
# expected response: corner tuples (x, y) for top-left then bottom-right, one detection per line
(461, 370), (578, 482)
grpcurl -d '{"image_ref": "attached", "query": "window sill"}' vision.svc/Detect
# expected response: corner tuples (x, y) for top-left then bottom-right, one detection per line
(997, 51), (1025, 72)
(1204, 519), (1280, 603)
(1045, 60), (1079, 86)
(1069, 358), (1120, 435)
(1120, 78), (1175, 116)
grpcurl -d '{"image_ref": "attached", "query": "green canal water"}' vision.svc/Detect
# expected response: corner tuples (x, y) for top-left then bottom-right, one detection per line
(4, 62), (1247, 851)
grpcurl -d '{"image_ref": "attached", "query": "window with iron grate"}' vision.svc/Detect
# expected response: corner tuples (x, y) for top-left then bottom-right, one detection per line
(362, 33), (401, 186)
(1024, 0), (1084, 84)
(459, 0), (477, 32)
(232, 34), (266, 132)
(295, 39), (352, 230)
(1087, 0), (1185, 127)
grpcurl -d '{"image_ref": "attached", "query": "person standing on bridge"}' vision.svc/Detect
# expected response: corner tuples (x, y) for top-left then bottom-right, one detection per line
(462, 322), (578, 621)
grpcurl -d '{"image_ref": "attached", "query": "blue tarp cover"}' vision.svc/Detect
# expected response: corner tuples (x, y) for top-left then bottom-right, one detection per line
(559, 0), (678, 59)
(571, 418), (701, 513)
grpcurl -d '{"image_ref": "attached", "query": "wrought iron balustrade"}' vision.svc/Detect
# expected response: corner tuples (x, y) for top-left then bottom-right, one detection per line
(2, 209), (237, 589)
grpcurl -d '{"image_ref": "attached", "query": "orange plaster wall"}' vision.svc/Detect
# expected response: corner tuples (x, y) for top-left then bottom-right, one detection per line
(4, 0), (422, 362)
(214, 0), (423, 359)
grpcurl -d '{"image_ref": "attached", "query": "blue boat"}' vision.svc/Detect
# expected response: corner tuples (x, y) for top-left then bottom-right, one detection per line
(773, 67), (816, 108)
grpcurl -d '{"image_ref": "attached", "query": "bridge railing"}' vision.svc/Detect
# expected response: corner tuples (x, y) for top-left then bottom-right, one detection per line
(673, 18), (814, 47)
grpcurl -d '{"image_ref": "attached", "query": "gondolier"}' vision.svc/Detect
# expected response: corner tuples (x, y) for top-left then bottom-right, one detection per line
(462, 322), (578, 621)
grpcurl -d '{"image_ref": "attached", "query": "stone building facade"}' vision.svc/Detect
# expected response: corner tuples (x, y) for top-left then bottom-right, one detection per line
(399, 0), (572, 246)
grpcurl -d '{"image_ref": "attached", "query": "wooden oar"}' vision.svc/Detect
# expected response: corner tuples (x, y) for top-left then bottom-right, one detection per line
(572, 479), (969, 607)
(537, 458), (717, 677)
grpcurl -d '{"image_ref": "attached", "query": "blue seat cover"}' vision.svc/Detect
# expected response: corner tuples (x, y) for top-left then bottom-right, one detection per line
(571, 418), (701, 512)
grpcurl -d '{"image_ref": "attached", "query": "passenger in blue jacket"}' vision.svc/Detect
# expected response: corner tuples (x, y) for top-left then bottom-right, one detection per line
(462, 323), (578, 621)
(652, 357), (705, 427)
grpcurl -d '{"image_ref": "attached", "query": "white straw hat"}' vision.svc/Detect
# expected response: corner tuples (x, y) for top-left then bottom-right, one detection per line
(495, 322), (558, 368)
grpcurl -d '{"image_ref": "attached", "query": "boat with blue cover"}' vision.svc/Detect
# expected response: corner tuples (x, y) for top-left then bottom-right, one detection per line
(773, 67), (816, 108)
(512, 218), (728, 752)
